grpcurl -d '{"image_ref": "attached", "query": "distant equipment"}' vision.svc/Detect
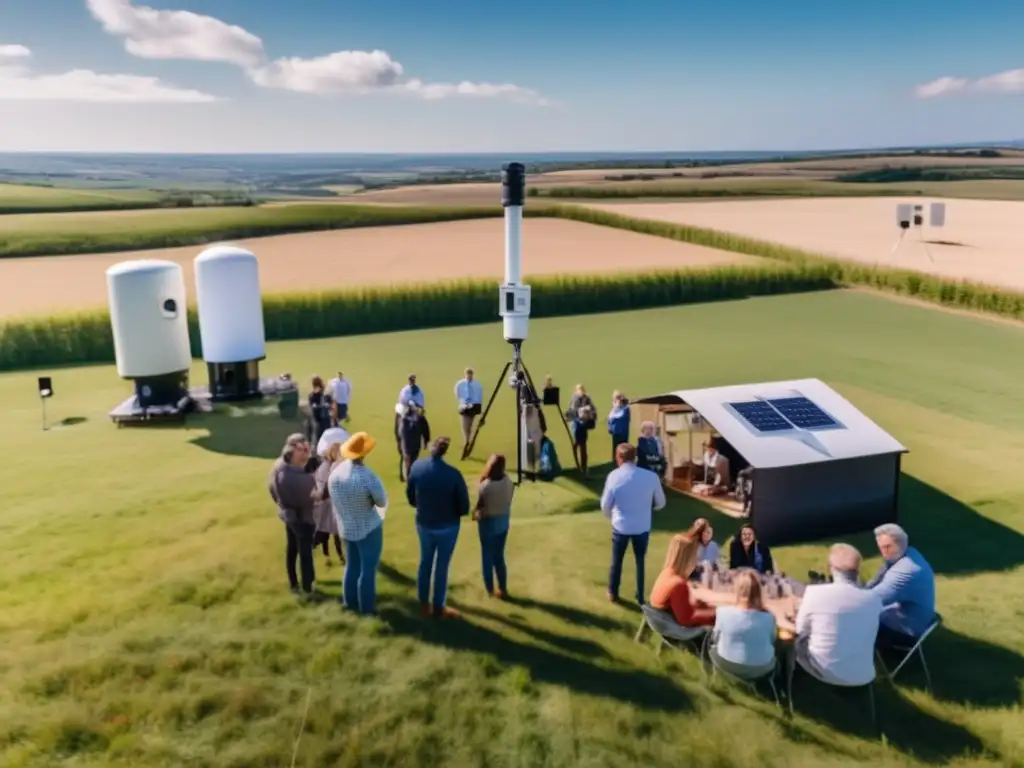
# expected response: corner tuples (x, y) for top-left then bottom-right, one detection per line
(929, 202), (946, 228)
(38, 376), (52, 431)
(106, 260), (192, 408)
(890, 200), (946, 264)
(194, 244), (266, 402)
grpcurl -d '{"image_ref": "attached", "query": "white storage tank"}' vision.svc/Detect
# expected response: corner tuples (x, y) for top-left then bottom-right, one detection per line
(194, 244), (266, 401)
(106, 259), (192, 407)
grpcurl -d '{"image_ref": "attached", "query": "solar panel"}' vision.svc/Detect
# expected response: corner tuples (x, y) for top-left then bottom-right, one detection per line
(728, 401), (791, 433)
(766, 397), (838, 429)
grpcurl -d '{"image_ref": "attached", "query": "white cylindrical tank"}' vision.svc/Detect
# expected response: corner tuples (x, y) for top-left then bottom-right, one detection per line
(106, 259), (191, 379)
(194, 244), (266, 363)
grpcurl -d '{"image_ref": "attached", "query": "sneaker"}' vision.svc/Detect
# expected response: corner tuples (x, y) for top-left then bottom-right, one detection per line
(606, 592), (618, 603)
(493, 589), (507, 600)
(420, 603), (432, 618)
(435, 606), (461, 620)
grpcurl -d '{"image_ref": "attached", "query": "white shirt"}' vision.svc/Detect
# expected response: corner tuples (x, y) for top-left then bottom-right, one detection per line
(398, 384), (425, 408)
(794, 577), (883, 687)
(454, 378), (483, 407)
(599, 463), (666, 536)
(329, 376), (352, 404)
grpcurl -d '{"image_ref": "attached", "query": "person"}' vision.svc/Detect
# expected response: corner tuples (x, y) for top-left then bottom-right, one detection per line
(328, 370), (352, 425)
(636, 421), (666, 476)
(329, 432), (388, 615)
(695, 437), (731, 495)
(792, 543), (882, 687)
(650, 534), (717, 627)
(565, 384), (596, 475)
(866, 523), (936, 647)
(397, 403), (431, 482)
(307, 376), (333, 447)
(688, 517), (721, 566)
(607, 391), (631, 462)
(454, 367), (484, 449)
(398, 373), (426, 409)
(268, 433), (317, 599)
(729, 524), (774, 574)
(407, 437), (470, 619)
(600, 442), (667, 604)
(473, 453), (515, 598)
(710, 569), (778, 677)
(312, 440), (346, 568)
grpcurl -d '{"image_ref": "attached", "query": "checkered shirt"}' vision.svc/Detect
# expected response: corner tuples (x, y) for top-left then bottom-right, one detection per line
(328, 460), (388, 542)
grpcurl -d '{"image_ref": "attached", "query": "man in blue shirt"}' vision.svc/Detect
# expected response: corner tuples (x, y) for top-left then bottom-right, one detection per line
(407, 437), (470, 619)
(600, 442), (666, 604)
(454, 367), (484, 452)
(866, 523), (936, 645)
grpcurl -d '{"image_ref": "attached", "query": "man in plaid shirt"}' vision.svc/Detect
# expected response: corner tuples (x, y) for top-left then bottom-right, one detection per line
(329, 432), (388, 614)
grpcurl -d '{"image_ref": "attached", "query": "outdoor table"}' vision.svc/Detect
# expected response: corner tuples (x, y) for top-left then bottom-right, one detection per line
(690, 569), (805, 638)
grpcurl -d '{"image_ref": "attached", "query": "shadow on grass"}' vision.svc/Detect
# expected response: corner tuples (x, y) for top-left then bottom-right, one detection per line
(58, 416), (87, 427)
(378, 596), (694, 713)
(186, 406), (308, 460)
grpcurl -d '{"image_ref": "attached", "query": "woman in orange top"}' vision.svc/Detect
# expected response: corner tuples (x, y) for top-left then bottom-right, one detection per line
(649, 534), (717, 627)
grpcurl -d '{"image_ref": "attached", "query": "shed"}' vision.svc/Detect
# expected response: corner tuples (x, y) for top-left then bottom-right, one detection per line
(632, 378), (907, 546)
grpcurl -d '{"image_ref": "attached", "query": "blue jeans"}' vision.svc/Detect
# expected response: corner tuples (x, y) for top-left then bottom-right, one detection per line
(479, 525), (509, 593)
(417, 524), (460, 610)
(343, 524), (383, 614)
(609, 530), (649, 603)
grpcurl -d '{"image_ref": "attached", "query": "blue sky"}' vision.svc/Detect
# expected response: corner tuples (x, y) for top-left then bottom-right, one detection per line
(1, 0), (1023, 152)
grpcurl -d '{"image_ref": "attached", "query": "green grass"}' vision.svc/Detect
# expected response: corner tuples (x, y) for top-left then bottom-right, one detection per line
(0, 183), (163, 214)
(0, 203), (504, 258)
(1, 291), (1022, 767)
(533, 178), (1024, 201)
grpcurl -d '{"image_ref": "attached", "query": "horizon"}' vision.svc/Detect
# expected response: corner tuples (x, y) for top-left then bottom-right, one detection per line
(3, 1), (1024, 152)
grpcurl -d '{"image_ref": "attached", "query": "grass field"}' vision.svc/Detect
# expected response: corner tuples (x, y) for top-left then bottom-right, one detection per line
(1, 291), (1021, 767)
(0, 183), (163, 213)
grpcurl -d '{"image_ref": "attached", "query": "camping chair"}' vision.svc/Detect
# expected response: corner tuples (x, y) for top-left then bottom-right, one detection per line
(635, 605), (709, 664)
(786, 646), (877, 730)
(875, 614), (941, 693)
(703, 636), (782, 711)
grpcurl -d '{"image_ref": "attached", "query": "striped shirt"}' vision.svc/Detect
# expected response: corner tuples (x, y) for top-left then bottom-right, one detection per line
(328, 459), (388, 542)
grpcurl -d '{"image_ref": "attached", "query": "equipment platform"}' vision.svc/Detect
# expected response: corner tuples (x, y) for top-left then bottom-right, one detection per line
(108, 378), (297, 426)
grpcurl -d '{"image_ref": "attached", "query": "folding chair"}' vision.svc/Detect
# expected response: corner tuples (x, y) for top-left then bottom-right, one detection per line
(704, 637), (782, 711)
(786, 647), (877, 730)
(876, 614), (941, 693)
(635, 605), (710, 661)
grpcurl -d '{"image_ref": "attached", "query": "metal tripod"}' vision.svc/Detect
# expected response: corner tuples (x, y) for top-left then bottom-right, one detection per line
(462, 341), (578, 484)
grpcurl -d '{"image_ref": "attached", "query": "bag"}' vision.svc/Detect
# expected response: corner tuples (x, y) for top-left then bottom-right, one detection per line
(577, 402), (596, 430)
(538, 437), (561, 481)
(459, 403), (482, 416)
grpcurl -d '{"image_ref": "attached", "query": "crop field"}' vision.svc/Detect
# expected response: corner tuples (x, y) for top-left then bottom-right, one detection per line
(0, 218), (763, 318)
(585, 197), (1024, 291)
(0, 183), (163, 213)
(0, 291), (1021, 767)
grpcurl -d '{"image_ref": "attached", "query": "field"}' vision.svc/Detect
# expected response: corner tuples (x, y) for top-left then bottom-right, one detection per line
(585, 197), (1024, 291)
(0, 218), (761, 318)
(0, 183), (162, 213)
(1, 291), (1022, 767)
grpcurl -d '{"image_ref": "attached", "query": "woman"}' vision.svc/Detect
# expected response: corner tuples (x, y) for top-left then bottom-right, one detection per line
(688, 518), (721, 566)
(650, 534), (717, 627)
(636, 421), (666, 476)
(607, 391), (631, 462)
(473, 453), (515, 598)
(729, 524), (774, 574)
(565, 384), (596, 475)
(312, 441), (346, 568)
(268, 433), (318, 598)
(696, 437), (731, 495)
(397, 404), (431, 481)
(709, 568), (777, 678)
(307, 376), (333, 447)
(329, 432), (388, 615)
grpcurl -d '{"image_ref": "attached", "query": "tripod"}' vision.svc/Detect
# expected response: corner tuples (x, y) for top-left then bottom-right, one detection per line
(462, 341), (579, 484)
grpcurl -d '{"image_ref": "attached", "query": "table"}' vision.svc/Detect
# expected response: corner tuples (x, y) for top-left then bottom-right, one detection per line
(690, 570), (805, 637)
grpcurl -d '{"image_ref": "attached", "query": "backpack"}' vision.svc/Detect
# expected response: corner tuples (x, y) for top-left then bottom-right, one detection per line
(538, 437), (561, 481)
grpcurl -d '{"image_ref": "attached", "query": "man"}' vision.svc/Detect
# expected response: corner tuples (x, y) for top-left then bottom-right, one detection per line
(397, 403), (431, 482)
(454, 367), (484, 450)
(792, 543), (883, 687)
(268, 433), (318, 599)
(328, 370), (352, 425)
(866, 523), (936, 647)
(398, 374), (426, 409)
(600, 442), (666, 604)
(406, 437), (470, 619)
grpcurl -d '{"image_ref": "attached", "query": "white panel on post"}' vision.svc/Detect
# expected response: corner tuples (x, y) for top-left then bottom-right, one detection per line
(896, 203), (913, 228)
(929, 202), (946, 228)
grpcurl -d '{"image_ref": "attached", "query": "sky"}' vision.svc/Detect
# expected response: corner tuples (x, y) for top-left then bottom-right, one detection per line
(2, 0), (1024, 153)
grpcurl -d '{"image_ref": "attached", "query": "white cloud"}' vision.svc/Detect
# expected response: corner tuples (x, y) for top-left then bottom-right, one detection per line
(86, 0), (264, 68)
(0, 42), (218, 102)
(915, 69), (1024, 99)
(86, 0), (548, 104)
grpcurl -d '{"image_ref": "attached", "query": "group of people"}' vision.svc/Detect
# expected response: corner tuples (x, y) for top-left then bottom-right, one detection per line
(268, 423), (517, 617)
